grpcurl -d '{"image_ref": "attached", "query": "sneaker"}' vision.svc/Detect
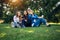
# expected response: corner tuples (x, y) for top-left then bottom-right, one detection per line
(47, 24), (51, 27)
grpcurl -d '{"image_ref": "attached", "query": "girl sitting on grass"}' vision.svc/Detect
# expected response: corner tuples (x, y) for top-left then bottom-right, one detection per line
(11, 11), (25, 28)
(18, 15), (25, 28)
(27, 8), (50, 27)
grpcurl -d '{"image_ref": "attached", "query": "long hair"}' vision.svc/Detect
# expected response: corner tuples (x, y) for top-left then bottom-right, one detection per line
(16, 10), (21, 17)
(24, 10), (28, 16)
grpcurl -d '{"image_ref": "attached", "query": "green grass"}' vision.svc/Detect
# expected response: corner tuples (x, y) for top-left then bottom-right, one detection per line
(0, 24), (60, 40)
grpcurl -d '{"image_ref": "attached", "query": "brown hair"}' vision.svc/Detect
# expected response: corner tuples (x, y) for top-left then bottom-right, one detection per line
(16, 11), (21, 17)
(24, 10), (28, 16)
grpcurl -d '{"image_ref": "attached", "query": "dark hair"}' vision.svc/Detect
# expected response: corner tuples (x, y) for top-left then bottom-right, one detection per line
(24, 10), (28, 15)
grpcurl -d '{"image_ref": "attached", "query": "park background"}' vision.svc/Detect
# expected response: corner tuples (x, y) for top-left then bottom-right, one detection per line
(0, 0), (60, 40)
(0, 0), (60, 23)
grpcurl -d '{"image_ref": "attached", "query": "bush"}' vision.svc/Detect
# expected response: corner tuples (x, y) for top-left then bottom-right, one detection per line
(0, 16), (13, 23)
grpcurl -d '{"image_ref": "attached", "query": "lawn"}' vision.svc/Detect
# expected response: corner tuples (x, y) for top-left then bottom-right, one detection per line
(0, 24), (60, 40)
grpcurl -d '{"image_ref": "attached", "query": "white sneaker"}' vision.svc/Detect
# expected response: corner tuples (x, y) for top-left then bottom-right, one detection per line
(11, 22), (15, 28)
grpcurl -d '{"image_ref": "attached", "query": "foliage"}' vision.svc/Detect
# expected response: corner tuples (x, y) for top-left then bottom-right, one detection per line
(0, 0), (60, 23)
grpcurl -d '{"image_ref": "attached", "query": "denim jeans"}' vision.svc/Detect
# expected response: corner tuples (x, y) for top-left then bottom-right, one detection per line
(14, 20), (25, 28)
(31, 18), (46, 27)
(14, 22), (18, 27)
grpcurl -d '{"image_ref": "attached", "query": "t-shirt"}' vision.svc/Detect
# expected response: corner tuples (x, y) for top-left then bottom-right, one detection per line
(13, 15), (19, 23)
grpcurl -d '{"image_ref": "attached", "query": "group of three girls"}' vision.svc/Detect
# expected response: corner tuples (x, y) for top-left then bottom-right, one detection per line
(12, 8), (50, 28)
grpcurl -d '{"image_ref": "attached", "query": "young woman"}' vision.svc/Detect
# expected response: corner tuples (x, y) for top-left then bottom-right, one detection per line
(27, 9), (50, 27)
(13, 11), (21, 28)
(12, 11), (25, 28)
(23, 10), (32, 27)
(18, 15), (25, 28)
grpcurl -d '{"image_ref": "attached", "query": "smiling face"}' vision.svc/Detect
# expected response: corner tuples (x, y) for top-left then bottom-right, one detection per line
(16, 11), (21, 17)
(27, 9), (31, 14)
(27, 9), (34, 15)
(30, 10), (34, 14)
(24, 10), (28, 16)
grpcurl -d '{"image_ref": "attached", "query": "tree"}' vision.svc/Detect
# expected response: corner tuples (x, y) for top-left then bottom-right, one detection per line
(0, 0), (60, 23)
(0, 0), (4, 18)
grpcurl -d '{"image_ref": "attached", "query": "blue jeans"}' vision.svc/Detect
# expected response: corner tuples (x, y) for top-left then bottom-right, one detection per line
(31, 18), (46, 27)
(18, 20), (25, 28)
(14, 22), (18, 26)
(14, 20), (25, 28)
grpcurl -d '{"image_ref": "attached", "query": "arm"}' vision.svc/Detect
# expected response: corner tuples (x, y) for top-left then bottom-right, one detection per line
(38, 15), (44, 18)
(13, 16), (17, 22)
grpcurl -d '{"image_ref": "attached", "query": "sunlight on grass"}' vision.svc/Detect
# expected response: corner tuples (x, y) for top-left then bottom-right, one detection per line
(0, 33), (6, 38)
(20, 29), (24, 32)
(49, 23), (60, 24)
(56, 30), (60, 32)
(0, 24), (60, 40)
(20, 29), (34, 33)
(46, 29), (49, 32)
(5, 26), (10, 28)
(27, 30), (34, 33)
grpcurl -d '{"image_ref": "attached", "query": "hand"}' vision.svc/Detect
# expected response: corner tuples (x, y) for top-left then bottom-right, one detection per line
(25, 20), (27, 22)
(38, 17), (42, 18)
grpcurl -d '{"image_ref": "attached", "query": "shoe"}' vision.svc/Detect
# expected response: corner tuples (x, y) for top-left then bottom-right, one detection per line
(47, 24), (51, 27)
(15, 26), (17, 28)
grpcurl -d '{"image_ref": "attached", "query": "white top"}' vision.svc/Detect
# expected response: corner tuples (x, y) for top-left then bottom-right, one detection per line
(13, 15), (19, 23)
